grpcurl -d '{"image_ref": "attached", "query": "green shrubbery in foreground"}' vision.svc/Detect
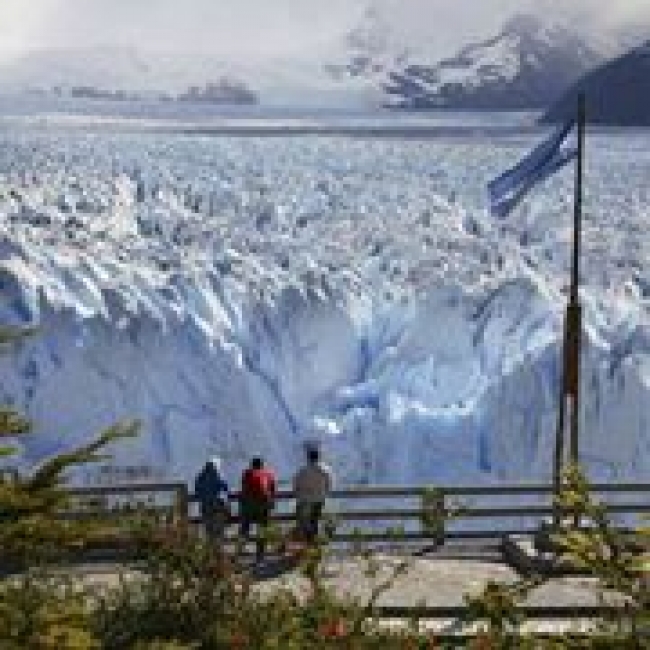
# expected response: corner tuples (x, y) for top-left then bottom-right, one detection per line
(0, 333), (648, 648)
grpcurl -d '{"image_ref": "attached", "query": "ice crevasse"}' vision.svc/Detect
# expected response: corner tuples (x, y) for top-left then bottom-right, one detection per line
(0, 130), (649, 488)
(1, 238), (649, 488)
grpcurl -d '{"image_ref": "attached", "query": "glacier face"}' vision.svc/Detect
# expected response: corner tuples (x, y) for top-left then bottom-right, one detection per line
(0, 121), (650, 487)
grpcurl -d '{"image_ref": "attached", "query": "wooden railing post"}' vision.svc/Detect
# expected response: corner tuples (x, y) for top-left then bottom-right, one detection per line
(175, 483), (190, 530)
(420, 487), (446, 547)
(434, 489), (446, 547)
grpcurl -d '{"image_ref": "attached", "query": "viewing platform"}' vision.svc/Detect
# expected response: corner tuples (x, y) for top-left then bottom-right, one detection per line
(49, 478), (649, 634)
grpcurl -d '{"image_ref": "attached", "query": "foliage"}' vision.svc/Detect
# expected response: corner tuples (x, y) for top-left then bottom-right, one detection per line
(0, 571), (98, 650)
(463, 577), (541, 646)
(0, 412), (139, 648)
(0, 420), (140, 567)
(420, 487), (445, 542)
(2, 441), (649, 649)
(92, 522), (426, 649)
(459, 464), (649, 648)
(92, 525), (248, 647)
(0, 325), (647, 647)
(0, 325), (139, 646)
(551, 464), (649, 642)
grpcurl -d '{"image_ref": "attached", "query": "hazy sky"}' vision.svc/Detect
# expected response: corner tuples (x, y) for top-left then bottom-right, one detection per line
(0, 0), (649, 63)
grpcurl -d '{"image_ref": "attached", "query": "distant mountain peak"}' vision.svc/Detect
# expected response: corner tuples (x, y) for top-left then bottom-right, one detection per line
(322, 1), (412, 84)
(502, 12), (544, 36)
(346, 4), (391, 56)
(383, 13), (608, 110)
(543, 37), (650, 125)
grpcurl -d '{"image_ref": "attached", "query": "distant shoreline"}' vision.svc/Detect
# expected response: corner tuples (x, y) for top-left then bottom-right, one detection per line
(1, 97), (648, 136)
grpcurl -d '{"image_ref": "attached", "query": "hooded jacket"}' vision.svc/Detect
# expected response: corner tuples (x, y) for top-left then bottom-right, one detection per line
(293, 461), (333, 504)
(195, 460), (230, 509)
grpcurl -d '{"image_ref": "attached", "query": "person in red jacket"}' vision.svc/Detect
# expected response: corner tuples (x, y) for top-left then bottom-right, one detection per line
(239, 456), (276, 560)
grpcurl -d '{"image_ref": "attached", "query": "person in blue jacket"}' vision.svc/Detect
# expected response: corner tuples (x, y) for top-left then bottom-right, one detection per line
(194, 456), (231, 547)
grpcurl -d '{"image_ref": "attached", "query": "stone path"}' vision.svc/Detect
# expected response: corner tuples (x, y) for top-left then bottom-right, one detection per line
(50, 546), (633, 636)
(67, 543), (624, 614)
(252, 553), (622, 610)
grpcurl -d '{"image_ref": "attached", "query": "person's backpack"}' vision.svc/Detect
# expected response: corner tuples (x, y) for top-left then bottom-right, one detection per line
(243, 468), (275, 504)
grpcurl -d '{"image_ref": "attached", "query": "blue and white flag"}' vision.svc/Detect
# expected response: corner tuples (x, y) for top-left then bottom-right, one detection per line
(488, 120), (577, 218)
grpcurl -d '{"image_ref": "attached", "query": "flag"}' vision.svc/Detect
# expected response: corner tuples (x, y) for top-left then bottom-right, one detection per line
(488, 119), (577, 218)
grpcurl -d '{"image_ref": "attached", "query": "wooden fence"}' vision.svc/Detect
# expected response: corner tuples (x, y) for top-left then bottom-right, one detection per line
(60, 480), (650, 623)
(66, 481), (650, 545)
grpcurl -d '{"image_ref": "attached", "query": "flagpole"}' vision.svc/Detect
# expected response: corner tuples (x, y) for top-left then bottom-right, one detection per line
(569, 94), (586, 466)
(553, 93), (586, 525)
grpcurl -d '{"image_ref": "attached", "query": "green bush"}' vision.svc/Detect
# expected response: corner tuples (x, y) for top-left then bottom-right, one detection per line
(0, 326), (647, 647)
(91, 523), (426, 649)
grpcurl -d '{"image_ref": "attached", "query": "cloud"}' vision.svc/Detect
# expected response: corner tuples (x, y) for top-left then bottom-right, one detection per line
(0, 0), (648, 64)
(0, 0), (365, 60)
(385, 0), (650, 47)
(0, 0), (59, 57)
(525, 0), (649, 31)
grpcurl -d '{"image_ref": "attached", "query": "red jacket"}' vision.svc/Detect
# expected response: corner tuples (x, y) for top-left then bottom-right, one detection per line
(241, 467), (276, 501)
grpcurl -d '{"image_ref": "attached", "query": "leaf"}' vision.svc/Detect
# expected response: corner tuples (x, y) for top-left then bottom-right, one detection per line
(0, 446), (19, 458)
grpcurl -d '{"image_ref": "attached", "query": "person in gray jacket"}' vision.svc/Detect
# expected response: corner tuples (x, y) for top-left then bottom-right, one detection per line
(293, 447), (333, 542)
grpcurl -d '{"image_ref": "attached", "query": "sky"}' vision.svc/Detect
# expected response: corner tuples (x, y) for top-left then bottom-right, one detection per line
(0, 0), (649, 64)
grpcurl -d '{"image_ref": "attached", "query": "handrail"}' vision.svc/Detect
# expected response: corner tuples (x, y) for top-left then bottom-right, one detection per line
(63, 480), (650, 543)
(65, 481), (650, 500)
(67, 482), (186, 497)
(221, 482), (650, 501)
(66, 481), (650, 498)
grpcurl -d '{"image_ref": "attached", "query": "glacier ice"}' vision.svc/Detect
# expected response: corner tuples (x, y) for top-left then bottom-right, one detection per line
(0, 122), (649, 490)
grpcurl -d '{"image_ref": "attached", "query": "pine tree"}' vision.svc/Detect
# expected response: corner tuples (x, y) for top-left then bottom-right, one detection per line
(0, 326), (138, 648)
(0, 416), (139, 568)
(0, 326), (138, 567)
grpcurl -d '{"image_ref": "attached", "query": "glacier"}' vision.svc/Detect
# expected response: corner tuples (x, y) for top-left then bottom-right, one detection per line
(0, 118), (649, 489)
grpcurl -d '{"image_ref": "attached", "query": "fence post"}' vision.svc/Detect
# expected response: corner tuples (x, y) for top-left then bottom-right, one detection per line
(420, 487), (446, 547)
(434, 489), (446, 547)
(175, 483), (190, 530)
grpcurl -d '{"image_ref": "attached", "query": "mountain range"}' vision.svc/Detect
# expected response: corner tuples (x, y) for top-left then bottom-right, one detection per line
(0, 6), (639, 112)
(382, 14), (608, 110)
(543, 40), (650, 125)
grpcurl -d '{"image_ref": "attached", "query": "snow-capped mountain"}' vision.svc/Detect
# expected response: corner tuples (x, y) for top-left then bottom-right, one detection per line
(0, 8), (625, 112)
(323, 4), (411, 84)
(0, 44), (381, 109)
(383, 14), (608, 110)
(543, 41), (650, 125)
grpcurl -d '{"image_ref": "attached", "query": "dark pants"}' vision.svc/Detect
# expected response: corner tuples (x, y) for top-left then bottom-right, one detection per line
(240, 498), (273, 559)
(296, 501), (324, 542)
(201, 501), (230, 547)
